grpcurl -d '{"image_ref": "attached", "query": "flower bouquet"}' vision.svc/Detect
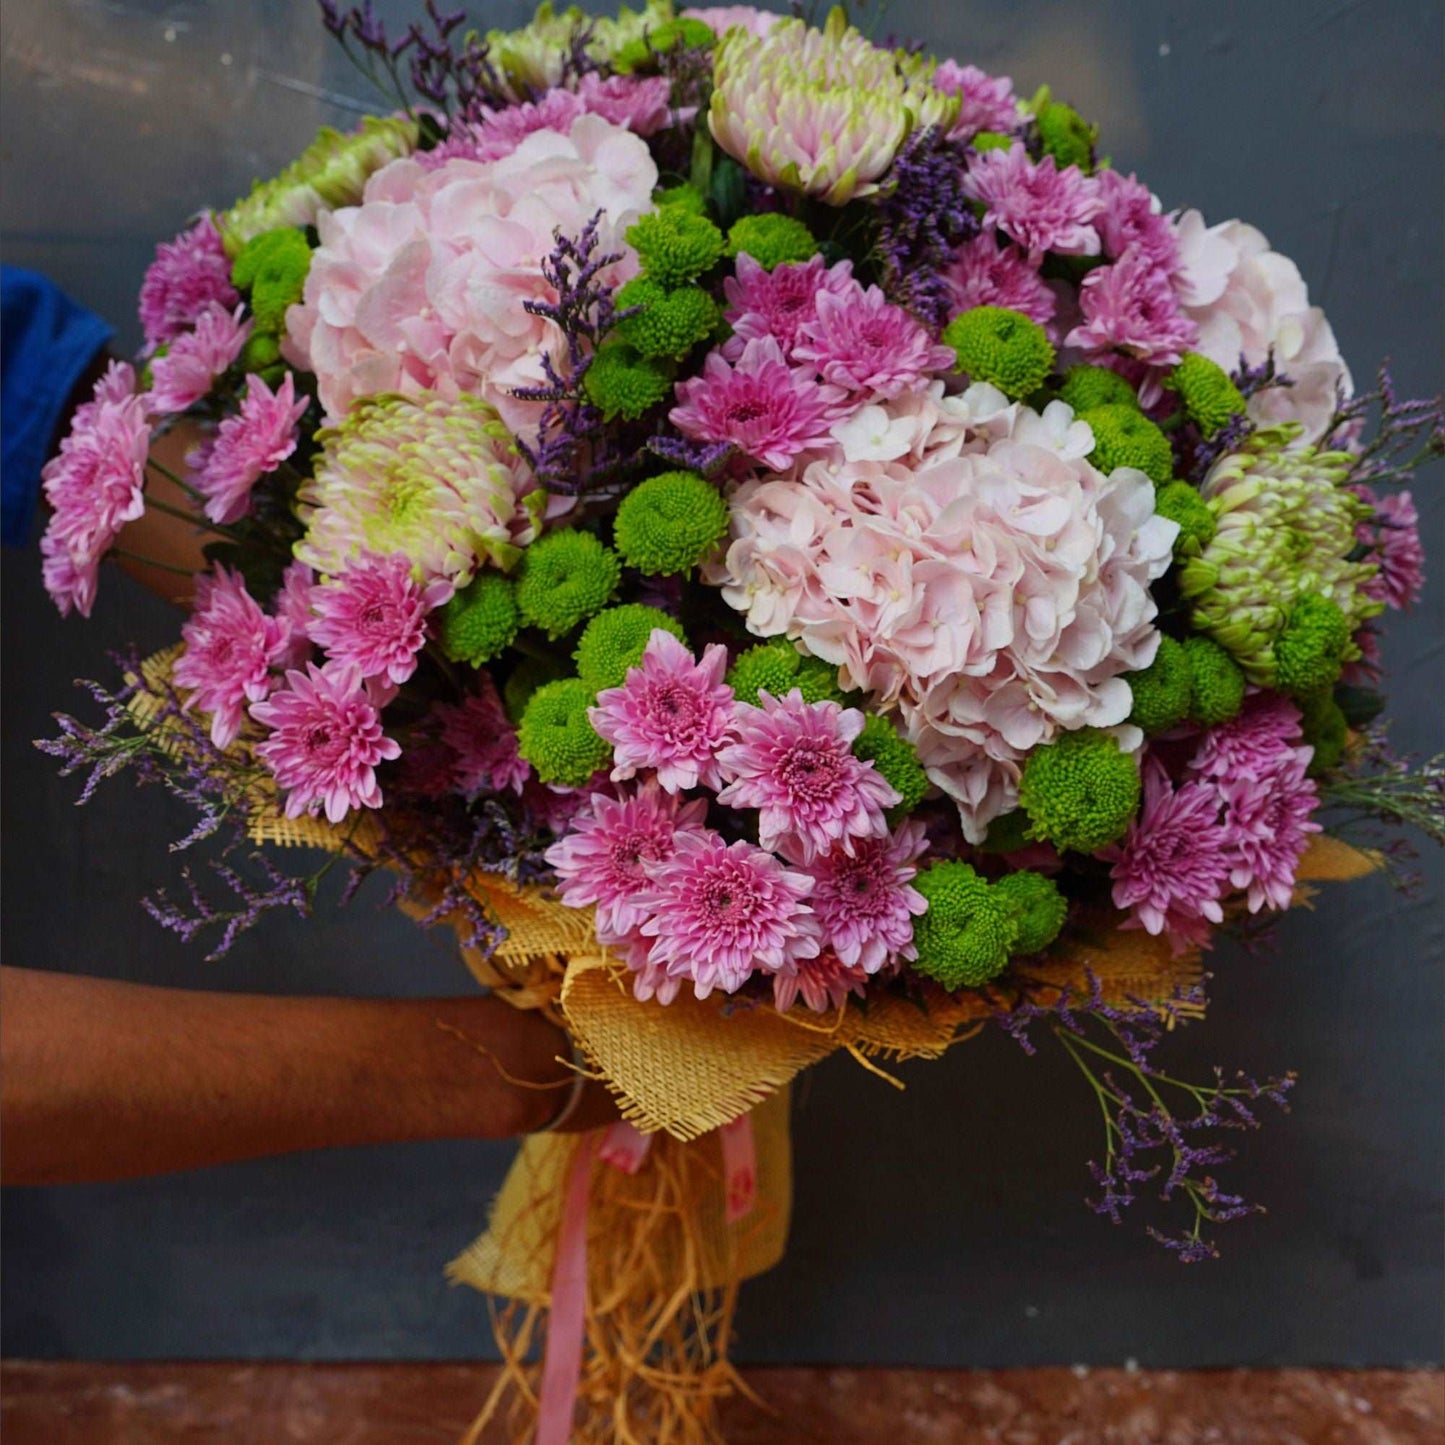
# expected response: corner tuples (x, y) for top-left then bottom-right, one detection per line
(38, 1), (1443, 1440)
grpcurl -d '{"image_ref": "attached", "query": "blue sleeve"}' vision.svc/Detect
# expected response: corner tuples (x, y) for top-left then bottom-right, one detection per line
(1, 266), (114, 547)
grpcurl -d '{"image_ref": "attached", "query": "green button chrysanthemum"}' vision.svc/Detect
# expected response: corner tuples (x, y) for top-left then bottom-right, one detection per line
(517, 678), (612, 787)
(1081, 403), (1175, 485)
(1018, 728), (1141, 854)
(574, 604), (686, 692)
(1178, 425), (1382, 685)
(726, 638), (845, 706)
(439, 573), (520, 667)
(613, 470), (729, 576)
(726, 214), (820, 270)
(943, 306), (1056, 400)
(852, 712), (930, 818)
(909, 862), (1020, 990)
(515, 529), (622, 641)
(994, 870), (1068, 956)
(1058, 363), (1139, 414)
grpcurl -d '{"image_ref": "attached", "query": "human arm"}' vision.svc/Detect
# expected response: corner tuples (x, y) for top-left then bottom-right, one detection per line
(0, 966), (612, 1185)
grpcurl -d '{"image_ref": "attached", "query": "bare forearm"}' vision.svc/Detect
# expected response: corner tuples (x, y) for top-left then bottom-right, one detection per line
(0, 968), (589, 1184)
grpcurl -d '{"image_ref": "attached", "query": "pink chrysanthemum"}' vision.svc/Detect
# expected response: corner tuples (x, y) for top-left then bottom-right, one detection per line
(634, 830), (821, 998)
(1188, 692), (1305, 782)
(1066, 249), (1198, 367)
(432, 91), (586, 165)
(682, 5), (779, 38)
(933, 60), (1020, 139)
(723, 255), (856, 360)
(39, 361), (151, 618)
(1217, 753), (1321, 913)
(590, 631), (737, 792)
(173, 565), (289, 749)
(962, 143), (1102, 263)
(1105, 758), (1232, 953)
(1358, 489), (1426, 611)
(576, 72), (672, 135)
(147, 302), (250, 414)
(792, 282), (956, 400)
(801, 820), (928, 971)
(1093, 169), (1180, 273)
(545, 781), (710, 938)
(942, 233), (1058, 333)
(308, 552), (451, 686)
(251, 661), (401, 823)
(772, 949), (870, 1014)
(434, 676), (531, 797)
(716, 691), (899, 862)
(670, 337), (847, 471)
(138, 214), (238, 351)
(194, 373), (310, 525)
(273, 560), (317, 670)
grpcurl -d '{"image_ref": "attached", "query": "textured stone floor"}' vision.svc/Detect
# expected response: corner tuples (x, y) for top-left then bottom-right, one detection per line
(2, 1362), (1442, 1442)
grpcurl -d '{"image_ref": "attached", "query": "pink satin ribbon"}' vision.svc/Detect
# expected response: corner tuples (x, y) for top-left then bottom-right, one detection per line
(535, 1113), (758, 1442)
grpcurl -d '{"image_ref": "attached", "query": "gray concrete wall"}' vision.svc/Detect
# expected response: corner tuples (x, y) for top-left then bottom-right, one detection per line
(2, 0), (1440, 1366)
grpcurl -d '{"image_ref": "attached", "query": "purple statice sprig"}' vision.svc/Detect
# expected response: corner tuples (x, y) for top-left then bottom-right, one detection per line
(872, 125), (977, 330)
(997, 971), (1295, 1261)
(511, 214), (634, 496)
(1319, 727), (1445, 849)
(1325, 361), (1445, 490)
(145, 852), (314, 962)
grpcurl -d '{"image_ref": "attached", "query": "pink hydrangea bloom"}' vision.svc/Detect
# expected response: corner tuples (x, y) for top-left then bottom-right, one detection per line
(308, 552), (451, 685)
(434, 676), (530, 796)
(39, 361), (151, 618)
(286, 115), (656, 439)
(138, 215), (238, 351)
(1217, 752), (1321, 913)
(147, 302), (250, 414)
(273, 561), (317, 670)
(1172, 212), (1350, 444)
(716, 692), (899, 862)
(723, 254), (854, 360)
(545, 781), (710, 938)
(709, 401), (1177, 840)
(1066, 250), (1198, 367)
(1092, 170), (1180, 272)
(933, 60), (1020, 139)
(792, 282), (956, 400)
(251, 661), (401, 823)
(772, 949), (869, 1014)
(633, 831), (822, 998)
(1188, 692), (1305, 782)
(942, 234), (1058, 333)
(1359, 489), (1426, 611)
(590, 631), (737, 792)
(174, 565), (290, 749)
(962, 143), (1102, 263)
(670, 337), (848, 471)
(1105, 758), (1232, 953)
(194, 373), (310, 525)
(801, 820), (928, 971)
(682, 5), (779, 37)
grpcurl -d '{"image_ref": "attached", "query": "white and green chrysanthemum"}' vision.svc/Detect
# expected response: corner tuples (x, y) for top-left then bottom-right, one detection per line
(708, 7), (959, 206)
(296, 393), (543, 585)
(487, 0), (674, 96)
(1179, 424), (1382, 684)
(217, 116), (418, 258)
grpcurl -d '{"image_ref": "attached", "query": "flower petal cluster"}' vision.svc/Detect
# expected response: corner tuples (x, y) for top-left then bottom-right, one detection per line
(722, 254), (857, 359)
(682, 5), (779, 38)
(286, 115), (657, 438)
(147, 303), (251, 414)
(933, 60), (1020, 140)
(715, 691), (899, 861)
(1066, 249), (1198, 368)
(961, 142), (1102, 263)
(590, 630), (738, 792)
(709, 397), (1177, 839)
(772, 949), (870, 1014)
(194, 373), (310, 525)
(251, 661), (401, 822)
(174, 565), (289, 749)
(1173, 212), (1351, 443)
(1357, 487), (1426, 611)
(708, 10), (957, 206)
(434, 676), (531, 797)
(801, 820), (928, 971)
(39, 362), (152, 618)
(943, 234), (1057, 335)
(295, 392), (541, 585)
(139, 215), (238, 351)
(309, 552), (452, 685)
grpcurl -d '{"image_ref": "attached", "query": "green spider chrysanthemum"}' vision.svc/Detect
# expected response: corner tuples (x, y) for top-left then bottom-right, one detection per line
(615, 279), (720, 360)
(486, 1), (674, 96)
(1081, 403), (1174, 484)
(726, 639), (845, 706)
(574, 604), (687, 691)
(726, 214), (819, 270)
(218, 115), (417, 256)
(582, 343), (674, 421)
(613, 470), (729, 576)
(517, 678), (612, 787)
(626, 209), (726, 288)
(1165, 352), (1247, 439)
(942, 306), (1056, 400)
(296, 392), (542, 584)
(1018, 728), (1141, 853)
(709, 9), (959, 207)
(1178, 425), (1382, 685)
(514, 529), (622, 641)
(909, 862), (1020, 990)
(439, 573), (520, 667)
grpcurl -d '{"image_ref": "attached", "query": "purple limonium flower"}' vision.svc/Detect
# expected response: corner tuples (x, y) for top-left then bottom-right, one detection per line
(590, 630), (737, 793)
(716, 690), (899, 863)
